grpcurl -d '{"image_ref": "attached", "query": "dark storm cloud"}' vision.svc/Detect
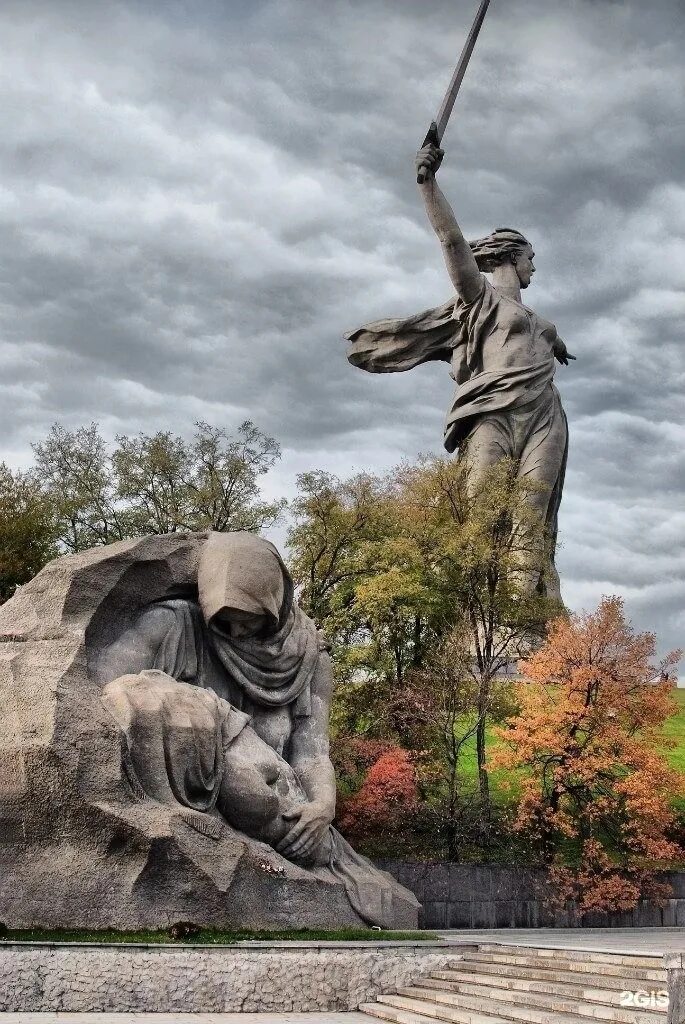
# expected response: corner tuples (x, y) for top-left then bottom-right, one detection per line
(0, 0), (683, 652)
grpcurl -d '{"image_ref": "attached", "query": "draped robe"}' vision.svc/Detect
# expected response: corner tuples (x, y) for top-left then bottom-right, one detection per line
(148, 532), (321, 726)
(346, 277), (569, 599)
(100, 532), (416, 927)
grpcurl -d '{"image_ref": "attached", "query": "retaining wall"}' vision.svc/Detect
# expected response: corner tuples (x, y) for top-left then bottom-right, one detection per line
(376, 862), (685, 930)
(0, 941), (457, 1013)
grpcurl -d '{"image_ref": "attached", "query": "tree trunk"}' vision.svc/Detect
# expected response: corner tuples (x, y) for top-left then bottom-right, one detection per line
(412, 614), (423, 667)
(476, 674), (491, 816)
(476, 714), (490, 813)
(446, 753), (460, 861)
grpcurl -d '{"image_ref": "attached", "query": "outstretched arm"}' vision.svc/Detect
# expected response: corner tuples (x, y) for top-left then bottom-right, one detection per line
(417, 143), (482, 305)
(553, 335), (577, 366)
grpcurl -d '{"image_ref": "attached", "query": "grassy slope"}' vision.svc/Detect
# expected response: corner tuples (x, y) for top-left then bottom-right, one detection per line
(661, 688), (685, 773)
(459, 688), (685, 803)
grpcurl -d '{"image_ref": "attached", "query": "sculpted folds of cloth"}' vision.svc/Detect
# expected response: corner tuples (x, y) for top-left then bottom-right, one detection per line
(97, 531), (409, 927)
(101, 533), (322, 726)
(347, 147), (575, 603)
(0, 531), (418, 930)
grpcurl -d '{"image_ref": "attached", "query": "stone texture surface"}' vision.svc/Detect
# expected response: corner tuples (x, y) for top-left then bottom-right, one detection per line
(0, 533), (417, 930)
(0, 1016), (374, 1023)
(666, 956), (685, 1024)
(0, 945), (456, 1013)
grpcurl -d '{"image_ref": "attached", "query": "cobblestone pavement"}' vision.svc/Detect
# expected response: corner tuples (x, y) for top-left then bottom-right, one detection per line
(0, 1015), (372, 1023)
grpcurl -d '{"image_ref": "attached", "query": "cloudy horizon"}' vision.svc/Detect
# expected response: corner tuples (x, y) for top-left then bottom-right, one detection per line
(0, 0), (683, 655)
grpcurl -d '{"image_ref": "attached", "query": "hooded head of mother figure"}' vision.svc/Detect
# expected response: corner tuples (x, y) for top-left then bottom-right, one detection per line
(197, 532), (321, 718)
(199, 531), (292, 639)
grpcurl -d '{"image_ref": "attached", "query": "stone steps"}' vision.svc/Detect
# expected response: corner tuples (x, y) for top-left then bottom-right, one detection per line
(358, 945), (668, 1024)
(359, 993), (525, 1024)
(413, 972), (662, 1008)
(360, 990), (605, 1024)
(359, 1003), (454, 1024)
(396, 984), (664, 1023)
(435, 959), (666, 987)
(471, 945), (664, 972)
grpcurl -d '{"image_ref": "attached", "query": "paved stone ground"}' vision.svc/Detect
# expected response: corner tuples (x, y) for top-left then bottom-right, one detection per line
(439, 926), (685, 954)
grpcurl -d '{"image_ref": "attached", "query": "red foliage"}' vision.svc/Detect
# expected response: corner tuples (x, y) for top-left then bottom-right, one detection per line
(337, 747), (419, 854)
(332, 736), (397, 782)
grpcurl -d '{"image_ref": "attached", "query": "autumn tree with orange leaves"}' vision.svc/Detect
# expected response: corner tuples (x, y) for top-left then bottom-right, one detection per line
(494, 596), (684, 914)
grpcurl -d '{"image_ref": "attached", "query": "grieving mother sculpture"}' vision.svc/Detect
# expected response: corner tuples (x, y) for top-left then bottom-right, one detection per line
(347, 143), (575, 601)
(0, 531), (418, 930)
(97, 532), (336, 867)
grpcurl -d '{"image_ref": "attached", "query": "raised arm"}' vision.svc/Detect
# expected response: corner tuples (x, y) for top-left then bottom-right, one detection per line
(416, 143), (483, 305)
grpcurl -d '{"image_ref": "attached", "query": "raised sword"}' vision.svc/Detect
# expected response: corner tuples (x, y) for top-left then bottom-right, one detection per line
(416, 0), (492, 184)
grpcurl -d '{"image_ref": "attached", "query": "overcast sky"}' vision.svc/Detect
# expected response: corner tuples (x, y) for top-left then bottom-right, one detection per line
(0, 0), (683, 654)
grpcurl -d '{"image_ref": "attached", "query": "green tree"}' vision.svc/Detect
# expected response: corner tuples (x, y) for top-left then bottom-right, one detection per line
(392, 455), (560, 812)
(288, 454), (554, 823)
(288, 470), (384, 626)
(33, 419), (285, 551)
(0, 464), (57, 602)
(113, 430), (191, 536)
(386, 625), (516, 860)
(32, 423), (123, 552)
(288, 470), (391, 728)
(184, 420), (285, 532)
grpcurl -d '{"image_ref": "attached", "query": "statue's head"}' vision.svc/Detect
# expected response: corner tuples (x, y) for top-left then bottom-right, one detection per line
(470, 228), (535, 289)
(199, 531), (294, 641)
(213, 608), (266, 639)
